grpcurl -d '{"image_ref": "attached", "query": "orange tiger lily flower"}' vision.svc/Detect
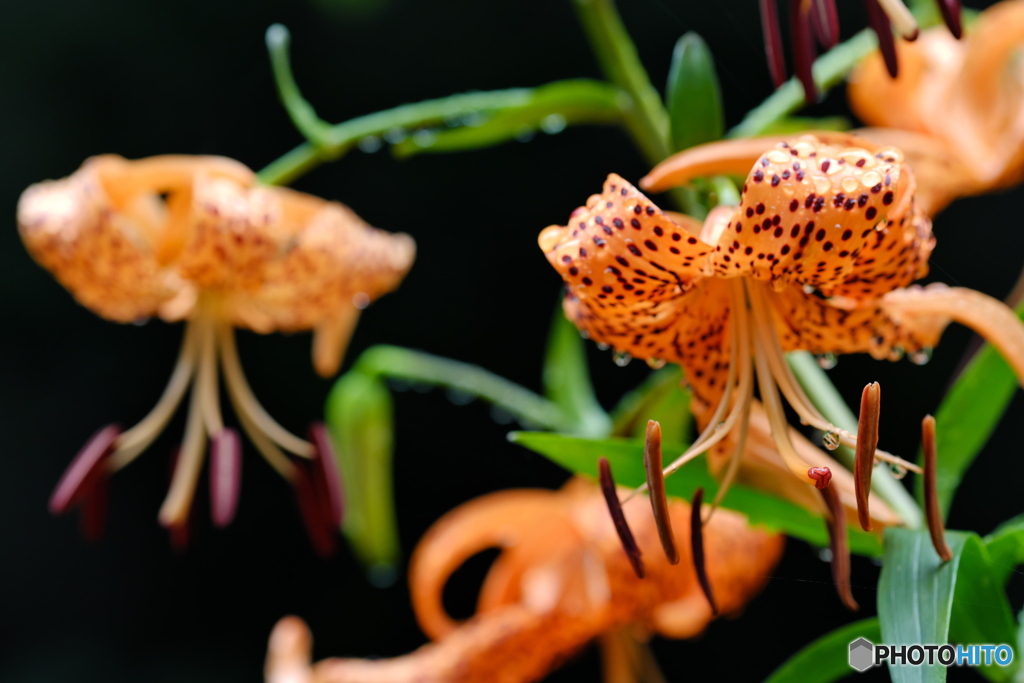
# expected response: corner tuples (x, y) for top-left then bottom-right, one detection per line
(539, 133), (1024, 519)
(264, 479), (784, 683)
(19, 155), (414, 545)
(848, 0), (1024, 214)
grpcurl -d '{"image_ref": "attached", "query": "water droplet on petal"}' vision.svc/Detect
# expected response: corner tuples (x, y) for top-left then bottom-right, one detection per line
(909, 348), (933, 366)
(597, 342), (610, 351)
(816, 353), (837, 370)
(818, 547), (834, 562)
(612, 351), (632, 367)
(888, 346), (905, 362)
(890, 463), (908, 480)
(822, 430), (841, 451)
(580, 330), (591, 340)
(446, 389), (474, 406)
(645, 357), (666, 369)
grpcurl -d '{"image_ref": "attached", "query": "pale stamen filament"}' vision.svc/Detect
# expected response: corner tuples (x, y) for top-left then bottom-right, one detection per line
(110, 319), (202, 470)
(747, 283), (922, 475)
(216, 323), (314, 459)
(876, 0), (920, 39)
(625, 280), (755, 504)
(233, 402), (297, 481)
(707, 391), (752, 521)
(746, 280), (818, 482)
(197, 318), (224, 437)
(158, 356), (211, 527)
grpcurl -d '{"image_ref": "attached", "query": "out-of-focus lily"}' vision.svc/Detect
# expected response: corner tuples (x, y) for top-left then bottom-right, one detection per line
(758, 0), (963, 100)
(539, 133), (1024, 535)
(848, 0), (1024, 214)
(264, 479), (784, 683)
(19, 155), (414, 547)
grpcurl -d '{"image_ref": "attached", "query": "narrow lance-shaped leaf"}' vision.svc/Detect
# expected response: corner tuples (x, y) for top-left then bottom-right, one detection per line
(508, 431), (883, 556)
(609, 364), (692, 445)
(325, 370), (400, 586)
(878, 528), (1017, 683)
(542, 306), (611, 438)
(916, 304), (1024, 520)
(764, 617), (882, 683)
(983, 513), (1024, 587)
(666, 32), (724, 153)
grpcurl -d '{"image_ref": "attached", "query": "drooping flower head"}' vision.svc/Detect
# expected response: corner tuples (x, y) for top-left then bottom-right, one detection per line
(848, 0), (1024, 214)
(19, 155), (415, 548)
(539, 133), (1024, 530)
(263, 479), (784, 683)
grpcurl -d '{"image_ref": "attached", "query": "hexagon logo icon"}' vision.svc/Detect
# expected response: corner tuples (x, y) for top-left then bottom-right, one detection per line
(849, 637), (875, 672)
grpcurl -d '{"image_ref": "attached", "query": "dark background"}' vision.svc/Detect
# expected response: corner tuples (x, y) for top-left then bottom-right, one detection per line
(1, 0), (1019, 680)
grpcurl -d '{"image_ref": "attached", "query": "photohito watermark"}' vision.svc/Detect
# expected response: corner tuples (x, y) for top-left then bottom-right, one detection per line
(849, 638), (1014, 672)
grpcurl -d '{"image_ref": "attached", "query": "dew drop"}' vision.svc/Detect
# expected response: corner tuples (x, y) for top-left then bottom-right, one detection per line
(909, 348), (933, 366)
(514, 127), (536, 143)
(816, 352), (837, 370)
(490, 405), (515, 425)
(445, 389), (474, 406)
(612, 351), (632, 367)
(645, 357), (666, 369)
(383, 127), (408, 144)
(888, 346), (905, 362)
(541, 113), (567, 135)
(597, 342), (610, 351)
(580, 330), (591, 340)
(358, 136), (383, 153)
(818, 547), (834, 563)
(822, 430), (841, 451)
(411, 129), (437, 148)
(890, 463), (908, 480)
(841, 176), (860, 193)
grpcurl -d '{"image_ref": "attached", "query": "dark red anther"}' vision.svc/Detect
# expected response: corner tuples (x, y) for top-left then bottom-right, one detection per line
(79, 471), (109, 542)
(808, 466), (832, 489)
(759, 0), (789, 88)
(790, 0), (820, 101)
(209, 428), (242, 529)
(49, 425), (121, 515)
(598, 457), (645, 579)
(922, 415), (953, 562)
(643, 421), (678, 565)
(309, 423), (344, 528)
(937, 0), (963, 39)
(690, 488), (718, 615)
(855, 382), (881, 531)
(810, 0), (840, 49)
(819, 484), (858, 611)
(292, 463), (337, 558)
(865, 0), (900, 77)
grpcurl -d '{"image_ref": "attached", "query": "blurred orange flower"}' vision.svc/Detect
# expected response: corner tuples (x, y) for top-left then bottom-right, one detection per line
(19, 155), (414, 546)
(264, 479), (784, 683)
(848, 0), (1024, 214)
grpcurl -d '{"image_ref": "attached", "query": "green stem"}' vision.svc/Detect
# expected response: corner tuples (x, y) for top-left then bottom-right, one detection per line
(259, 88), (551, 186)
(730, 30), (877, 139)
(354, 345), (576, 433)
(571, 0), (695, 213)
(265, 24), (334, 148)
(788, 351), (923, 528)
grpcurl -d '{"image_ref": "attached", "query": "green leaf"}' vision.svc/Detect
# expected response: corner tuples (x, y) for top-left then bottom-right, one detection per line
(916, 304), (1024, 519)
(542, 307), (611, 438)
(666, 32), (724, 153)
(609, 365), (692, 445)
(325, 370), (400, 585)
(508, 431), (883, 555)
(878, 528), (1017, 683)
(755, 116), (852, 135)
(391, 80), (625, 158)
(985, 514), (1024, 587)
(764, 618), (881, 683)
